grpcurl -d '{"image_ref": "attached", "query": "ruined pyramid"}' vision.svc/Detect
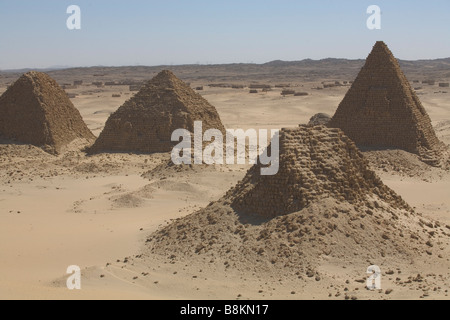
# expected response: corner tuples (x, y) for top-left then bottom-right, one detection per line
(0, 71), (95, 154)
(228, 126), (409, 218)
(89, 70), (226, 154)
(328, 41), (443, 162)
(143, 127), (446, 279)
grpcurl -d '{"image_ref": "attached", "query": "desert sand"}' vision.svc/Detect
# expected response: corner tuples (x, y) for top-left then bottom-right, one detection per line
(0, 62), (449, 300)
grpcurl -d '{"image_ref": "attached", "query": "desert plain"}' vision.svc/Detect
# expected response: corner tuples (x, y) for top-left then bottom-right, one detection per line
(0, 58), (450, 300)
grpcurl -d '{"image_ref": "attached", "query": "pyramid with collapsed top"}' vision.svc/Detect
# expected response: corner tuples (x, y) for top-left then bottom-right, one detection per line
(0, 71), (95, 154)
(145, 126), (444, 278)
(328, 41), (444, 163)
(89, 70), (226, 154)
(228, 126), (409, 218)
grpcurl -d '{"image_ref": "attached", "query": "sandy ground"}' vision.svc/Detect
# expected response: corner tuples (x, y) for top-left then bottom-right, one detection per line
(0, 81), (449, 300)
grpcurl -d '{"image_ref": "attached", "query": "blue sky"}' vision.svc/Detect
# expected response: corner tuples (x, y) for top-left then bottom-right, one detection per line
(0, 0), (449, 69)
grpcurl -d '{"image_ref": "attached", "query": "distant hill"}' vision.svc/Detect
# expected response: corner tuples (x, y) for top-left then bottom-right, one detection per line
(0, 66), (72, 74)
(1, 57), (450, 86)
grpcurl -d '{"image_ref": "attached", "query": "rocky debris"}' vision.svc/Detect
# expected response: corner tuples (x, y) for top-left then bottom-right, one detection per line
(281, 90), (295, 96)
(307, 113), (331, 127)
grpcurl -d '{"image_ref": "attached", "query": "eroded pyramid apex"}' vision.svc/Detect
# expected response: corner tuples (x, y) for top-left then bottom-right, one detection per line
(89, 70), (225, 154)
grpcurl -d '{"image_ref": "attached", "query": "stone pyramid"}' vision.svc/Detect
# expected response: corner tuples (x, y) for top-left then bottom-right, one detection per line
(144, 126), (445, 280)
(228, 126), (409, 218)
(328, 41), (443, 161)
(0, 71), (95, 154)
(89, 70), (226, 154)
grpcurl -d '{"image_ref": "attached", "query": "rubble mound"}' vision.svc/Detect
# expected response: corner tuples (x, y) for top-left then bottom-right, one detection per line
(308, 113), (331, 126)
(144, 126), (447, 278)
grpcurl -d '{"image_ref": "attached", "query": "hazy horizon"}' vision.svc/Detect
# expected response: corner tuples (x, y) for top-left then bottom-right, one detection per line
(1, 0), (450, 70)
(3, 54), (450, 73)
